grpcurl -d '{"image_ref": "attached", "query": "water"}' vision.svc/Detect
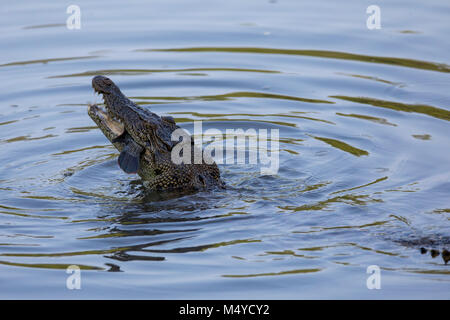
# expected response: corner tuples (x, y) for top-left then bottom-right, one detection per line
(0, 0), (449, 299)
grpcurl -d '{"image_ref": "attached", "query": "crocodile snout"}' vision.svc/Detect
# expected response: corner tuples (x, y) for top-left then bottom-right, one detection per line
(92, 75), (114, 94)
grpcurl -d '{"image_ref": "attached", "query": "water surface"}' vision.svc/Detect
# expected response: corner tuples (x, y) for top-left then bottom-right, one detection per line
(0, 0), (449, 299)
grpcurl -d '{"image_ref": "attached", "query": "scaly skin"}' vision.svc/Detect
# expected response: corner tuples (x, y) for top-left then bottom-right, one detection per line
(88, 76), (224, 191)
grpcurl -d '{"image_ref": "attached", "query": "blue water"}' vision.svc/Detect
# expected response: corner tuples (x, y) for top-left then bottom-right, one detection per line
(0, 0), (449, 299)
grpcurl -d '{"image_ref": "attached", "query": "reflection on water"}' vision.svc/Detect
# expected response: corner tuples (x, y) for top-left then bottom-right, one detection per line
(331, 96), (450, 121)
(48, 67), (281, 78)
(0, 0), (449, 299)
(144, 47), (450, 73)
(0, 56), (100, 68)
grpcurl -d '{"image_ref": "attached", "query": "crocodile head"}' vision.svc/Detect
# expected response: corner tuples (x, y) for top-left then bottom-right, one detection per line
(92, 75), (176, 153)
(88, 76), (224, 191)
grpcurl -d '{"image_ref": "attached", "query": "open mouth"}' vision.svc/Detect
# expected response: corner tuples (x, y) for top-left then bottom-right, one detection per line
(88, 104), (125, 138)
(93, 86), (108, 107)
(92, 87), (125, 126)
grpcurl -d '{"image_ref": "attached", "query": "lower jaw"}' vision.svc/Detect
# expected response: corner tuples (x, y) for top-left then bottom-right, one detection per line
(88, 104), (125, 138)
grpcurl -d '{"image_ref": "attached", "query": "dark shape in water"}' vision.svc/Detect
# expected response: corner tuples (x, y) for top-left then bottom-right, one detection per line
(430, 249), (440, 258)
(397, 236), (449, 265)
(442, 250), (450, 265)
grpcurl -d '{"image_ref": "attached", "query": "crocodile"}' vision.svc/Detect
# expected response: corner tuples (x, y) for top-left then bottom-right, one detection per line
(88, 75), (224, 191)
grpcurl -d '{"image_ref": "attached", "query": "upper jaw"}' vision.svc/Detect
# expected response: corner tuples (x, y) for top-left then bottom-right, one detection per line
(93, 87), (113, 115)
(93, 86), (108, 97)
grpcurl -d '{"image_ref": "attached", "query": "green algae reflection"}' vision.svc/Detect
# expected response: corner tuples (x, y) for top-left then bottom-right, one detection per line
(48, 67), (281, 78)
(142, 47), (450, 73)
(313, 136), (369, 157)
(0, 260), (103, 271)
(331, 96), (450, 122)
(222, 268), (321, 278)
(134, 91), (333, 104)
(0, 56), (99, 68)
(336, 112), (397, 126)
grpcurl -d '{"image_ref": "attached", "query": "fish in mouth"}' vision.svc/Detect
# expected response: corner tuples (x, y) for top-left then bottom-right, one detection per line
(88, 75), (223, 191)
